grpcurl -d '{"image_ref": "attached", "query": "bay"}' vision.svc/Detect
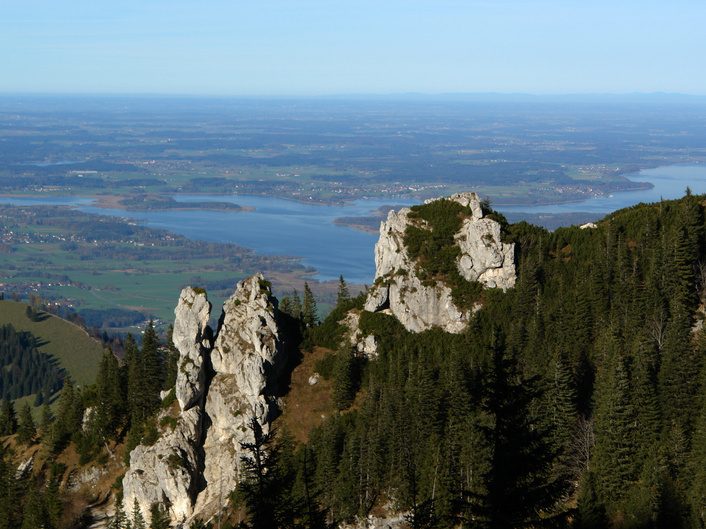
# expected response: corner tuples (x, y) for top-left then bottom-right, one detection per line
(0, 164), (704, 284)
(77, 196), (417, 285)
(497, 164), (706, 215)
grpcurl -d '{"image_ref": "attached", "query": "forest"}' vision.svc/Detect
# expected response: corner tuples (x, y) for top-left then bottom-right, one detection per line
(2, 190), (706, 528)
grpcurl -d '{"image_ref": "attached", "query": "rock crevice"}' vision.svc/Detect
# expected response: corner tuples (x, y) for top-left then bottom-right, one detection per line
(123, 274), (287, 526)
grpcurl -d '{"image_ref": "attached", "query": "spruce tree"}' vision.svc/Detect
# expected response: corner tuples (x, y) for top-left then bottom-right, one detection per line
(302, 282), (318, 327)
(336, 275), (350, 306)
(20, 483), (46, 529)
(40, 401), (53, 444)
(108, 494), (128, 529)
(149, 502), (171, 529)
(131, 497), (147, 529)
(0, 401), (17, 436)
(17, 402), (35, 446)
(468, 333), (569, 528)
(592, 353), (637, 503)
(233, 419), (299, 529)
(0, 443), (19, 529)
(163, 325), (179, 391)
(96, 347), (124, 440)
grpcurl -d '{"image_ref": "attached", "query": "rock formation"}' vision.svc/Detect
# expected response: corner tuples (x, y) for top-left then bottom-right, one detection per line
(122, 194), (516, 524)
(363, 192), (515, 334)
(172, 287), (212, 411)
(122, 274), (287, 526)
(196, 274), (285, 517)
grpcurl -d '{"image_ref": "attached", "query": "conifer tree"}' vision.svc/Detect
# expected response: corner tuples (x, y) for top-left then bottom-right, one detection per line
(44, 464), (63, 528)
(233, 418), (298, 529)
(0, 401), (17, 436)
(131, 497), (147, 529)
(20, 483), (46, 529)
(592, 353), (637, 503)
(108, 494), (128, 529)
(96, 347), (124, 440)
(149, 502), (171, 529)
(17, 402), (35, 446)
(336, 275), (350, 306)
(139, 320), (163, 415)
(302, 282), (318, 327)
(468, 332), (569, 528)
(163, 325), (179, 391)
(40, 401), (53, 445)
(659, 301), (701, 431)
(0, 444), (19, 529)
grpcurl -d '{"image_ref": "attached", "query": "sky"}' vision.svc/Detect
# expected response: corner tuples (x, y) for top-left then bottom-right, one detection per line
(2, 0), (705, 96)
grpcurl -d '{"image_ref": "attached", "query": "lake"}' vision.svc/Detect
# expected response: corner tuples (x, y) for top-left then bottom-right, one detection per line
(77, 197), (418, 285)
(499, 164), (706, 215)
(0, 164), (703, 284)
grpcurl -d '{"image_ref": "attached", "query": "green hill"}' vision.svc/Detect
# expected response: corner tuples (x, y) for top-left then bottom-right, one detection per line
(0, 300), (103, 390)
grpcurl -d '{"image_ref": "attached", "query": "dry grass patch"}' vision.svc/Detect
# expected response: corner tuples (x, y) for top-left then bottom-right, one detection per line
(279, 346), (336, 444)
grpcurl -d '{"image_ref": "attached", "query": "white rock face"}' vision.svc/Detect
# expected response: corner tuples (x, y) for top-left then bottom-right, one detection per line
(173, 287), (212, 411)
(455, 217), (515, 288)
(123, 407), (203, 525)
(195, 274), (285, 516)
(363, 192), (515, 334)
(122, 274), (287, 526)
(340, 310), (379, 358)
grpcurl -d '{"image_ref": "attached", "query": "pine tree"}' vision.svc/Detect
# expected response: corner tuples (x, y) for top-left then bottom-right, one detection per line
(302, 282), (318, 327)
(96, 347), (124, 440)
(17, 402), (35, 446)
(20, 483), (46, 529)
(467, 332), (569, 528)
(233, 418), (299, 529)
(149, 502), (171, 529)
(336, 275), (350, 306)
(108, 494), (129, 529)
(0, 401), (17, 436)
(131, 497), (147, 529)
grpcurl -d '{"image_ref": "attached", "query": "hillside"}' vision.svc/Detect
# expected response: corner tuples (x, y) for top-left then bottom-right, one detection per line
(4, 191), (706, 529)
(0, 300), (103, 389)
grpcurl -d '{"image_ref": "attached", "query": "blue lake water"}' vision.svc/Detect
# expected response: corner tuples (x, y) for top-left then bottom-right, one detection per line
(0, 164), (704, 284)
(77, 197), (418, 285)
(498, 164), (706, 215)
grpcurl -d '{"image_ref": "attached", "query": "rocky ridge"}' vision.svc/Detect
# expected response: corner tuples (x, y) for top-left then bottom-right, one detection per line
(121, 193), (516, 526)
(363, 192), (515, 334)
(122, 275), (286, 526)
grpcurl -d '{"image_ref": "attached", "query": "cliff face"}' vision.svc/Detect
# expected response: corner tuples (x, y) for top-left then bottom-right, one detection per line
(363, 193), (515, 334)
(122, 275), (286, 526)
(122, 194), (516, 525)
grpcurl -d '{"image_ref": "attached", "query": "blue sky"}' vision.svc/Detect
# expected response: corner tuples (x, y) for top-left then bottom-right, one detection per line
(2, 0), (705, 96)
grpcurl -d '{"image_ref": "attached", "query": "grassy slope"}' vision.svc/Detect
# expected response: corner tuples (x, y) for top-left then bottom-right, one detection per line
(0, 300), (103, 389)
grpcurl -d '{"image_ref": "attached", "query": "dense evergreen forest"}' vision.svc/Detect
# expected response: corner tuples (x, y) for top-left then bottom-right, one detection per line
(3, 191), (706, 528)
(0, 321), (64, 404)
(290, 190), (706, 528)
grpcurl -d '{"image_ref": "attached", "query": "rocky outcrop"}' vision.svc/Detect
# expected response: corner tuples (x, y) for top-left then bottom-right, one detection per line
(122, 407), (204, 524)
(341, 311), (378, 358)
(173, 287), (212, 411)
(363, 193), (515, 334)
(122, 274), (287, 526)
(196, 274), (285, 516)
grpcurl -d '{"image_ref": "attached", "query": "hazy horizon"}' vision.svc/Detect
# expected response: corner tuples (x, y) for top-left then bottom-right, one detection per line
(3, 0), (705, 97)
